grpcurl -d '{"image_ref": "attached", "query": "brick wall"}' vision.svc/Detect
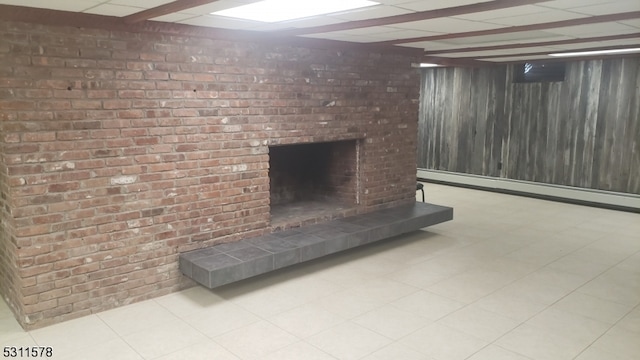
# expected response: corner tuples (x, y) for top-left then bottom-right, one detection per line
(0, 20), (421, 329)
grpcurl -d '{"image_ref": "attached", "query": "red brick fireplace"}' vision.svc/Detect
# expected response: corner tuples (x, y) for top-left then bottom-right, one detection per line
(0, 18), (421, 329)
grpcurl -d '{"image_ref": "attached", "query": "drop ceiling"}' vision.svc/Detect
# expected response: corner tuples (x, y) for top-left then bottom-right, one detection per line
(0, 0), (638, 65)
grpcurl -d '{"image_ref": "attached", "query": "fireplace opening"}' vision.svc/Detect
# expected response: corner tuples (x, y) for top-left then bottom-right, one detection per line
(269, 140), (360, 229)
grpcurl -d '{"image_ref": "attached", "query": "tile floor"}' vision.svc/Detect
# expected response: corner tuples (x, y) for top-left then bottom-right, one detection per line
(1, 183), (639, 360)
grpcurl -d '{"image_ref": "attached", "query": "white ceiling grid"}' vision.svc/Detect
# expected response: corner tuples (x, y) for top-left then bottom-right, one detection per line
(0, 0), (637, 63)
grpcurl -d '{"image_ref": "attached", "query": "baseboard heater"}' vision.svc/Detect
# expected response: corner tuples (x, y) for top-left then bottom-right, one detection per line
(417, 169), (640, 213)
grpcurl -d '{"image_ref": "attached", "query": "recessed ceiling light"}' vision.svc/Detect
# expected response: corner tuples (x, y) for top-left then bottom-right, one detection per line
(212, 0), (379, 23)
(419, 63), (442, 68)
(548, 48), (640, 57)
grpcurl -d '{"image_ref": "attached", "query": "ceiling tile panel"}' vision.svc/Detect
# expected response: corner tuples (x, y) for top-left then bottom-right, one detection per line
(107, 0), (173, 7)
(545, 22), (639, 37)
(485, 10), (588, 26)
(330, 5), (414, 21)
(82, 3), (145, 16)
(539, 0), (613, 10)
(391, 17), (504, 32)
(619, 19), (640, 29)
(436, 31), (572, 46)
(453, 5), (549, 21)
(1, 0), (637, 64)
(0, 0), (102, 12)
(567, 0), (640, 16)
(393, 0), (492, 12)
(178, 15), (261, 29)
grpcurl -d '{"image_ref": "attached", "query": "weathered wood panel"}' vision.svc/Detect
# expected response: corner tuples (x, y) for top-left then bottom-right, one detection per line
(418, 57), (640, 195)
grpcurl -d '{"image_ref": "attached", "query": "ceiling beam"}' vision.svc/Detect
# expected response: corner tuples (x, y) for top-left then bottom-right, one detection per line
(423, 33), (640, 55)
(122, 0), (221, 24)
(374, 11), (640, 45)
(275, 0), (550, 36)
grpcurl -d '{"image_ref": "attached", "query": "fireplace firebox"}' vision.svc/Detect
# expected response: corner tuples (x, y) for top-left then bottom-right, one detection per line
(269, 140), (360, 229)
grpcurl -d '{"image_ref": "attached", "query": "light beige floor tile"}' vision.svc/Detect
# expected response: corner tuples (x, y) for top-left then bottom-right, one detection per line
(261, 341), (336, 360)
(571, 238), (639, 266)
(155, 286), (227, 318)
(361, 342), (430, 360)
(98, 299), (180, 336)
(574, 346), (632, 360)
(312, 278), (418, 319)
(614, 252), (640, 274)
(0, 300), (13, 320)
(0, 315), (28, 344)
(266, 274), (345, 304)
(577, 272), (640, 307)
(425, 270), (508, 304)
(400, 323), (488, 360)
(545, 254), (611, 278)
(122, 319), (207, 359)
(348, 278), (419, 305)
(524, 268), (593, 292)
(0, 334), (37, 351)
(504, 239), (581, 266)
(60, 338), (142, 360)
(473, 291), (547, 322)
(353, 304), (432, 340)
(525, 308), (611, 345)
(3, 185), (638, 360)
(227, 286), (314, 318)
(616, 307), (640, 333)
(307, 322), (391, 360)
(213, 320), (298, 360)
(183, 301), (260, 338)
(154, 339), (240, 360)
(391, 290), (466, 321)
(267, 302), (345, 338)
(496, 323), (589, 360)
(466, 344), (533, 360)
(589, 326), (640, 360)
(438, 305), (520, 342)
(386, 263), (453, 289)
(312, 288), (385, 319)
(497, 275), (575, 305)
(551, 292), (632, 324)
(29, 315), (118, 356)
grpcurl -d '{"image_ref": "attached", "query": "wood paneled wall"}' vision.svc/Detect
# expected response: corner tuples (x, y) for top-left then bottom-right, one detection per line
(418, 57), (640, 195)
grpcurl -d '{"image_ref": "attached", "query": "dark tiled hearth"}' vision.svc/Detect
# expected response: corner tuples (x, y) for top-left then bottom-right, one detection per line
(180, 202), (453, 289)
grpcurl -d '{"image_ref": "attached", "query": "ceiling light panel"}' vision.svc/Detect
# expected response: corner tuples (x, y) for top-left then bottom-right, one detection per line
(212, 0), (380, 23)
